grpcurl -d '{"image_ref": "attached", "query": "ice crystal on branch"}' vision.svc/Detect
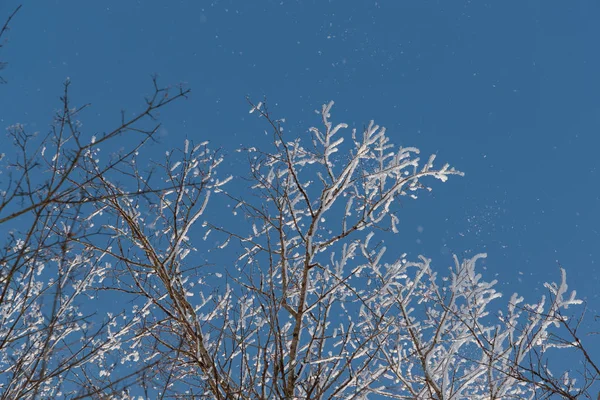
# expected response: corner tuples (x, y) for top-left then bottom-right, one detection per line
(0, 85), (596, 399)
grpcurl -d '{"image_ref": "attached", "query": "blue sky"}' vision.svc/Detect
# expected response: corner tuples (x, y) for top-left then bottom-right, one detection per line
(2, 0), (599, 383)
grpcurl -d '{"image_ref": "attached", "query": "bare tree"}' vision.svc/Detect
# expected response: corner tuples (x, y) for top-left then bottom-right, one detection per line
(0, 9), (597, 397)
(0, 77), (199, 398)
(195, 100), (599, 400)
(1, 81), (598, 398)
(0, 5), (21, 84)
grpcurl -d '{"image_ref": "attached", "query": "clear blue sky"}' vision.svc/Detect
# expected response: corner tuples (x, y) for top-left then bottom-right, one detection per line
(2, 0), (599, 376)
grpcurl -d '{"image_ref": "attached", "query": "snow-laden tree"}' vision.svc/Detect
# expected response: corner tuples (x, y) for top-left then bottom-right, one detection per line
(1, 79), (598, 399)
(0, 79), (206, 398)
(199, 100), (598, 400)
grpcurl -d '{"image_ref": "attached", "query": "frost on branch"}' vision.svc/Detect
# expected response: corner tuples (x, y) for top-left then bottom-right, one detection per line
(240, 100), (463, 246)
(364, 253), (587, 399)
(1, 90), (596, 399)
(199, 99), (596, 399)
